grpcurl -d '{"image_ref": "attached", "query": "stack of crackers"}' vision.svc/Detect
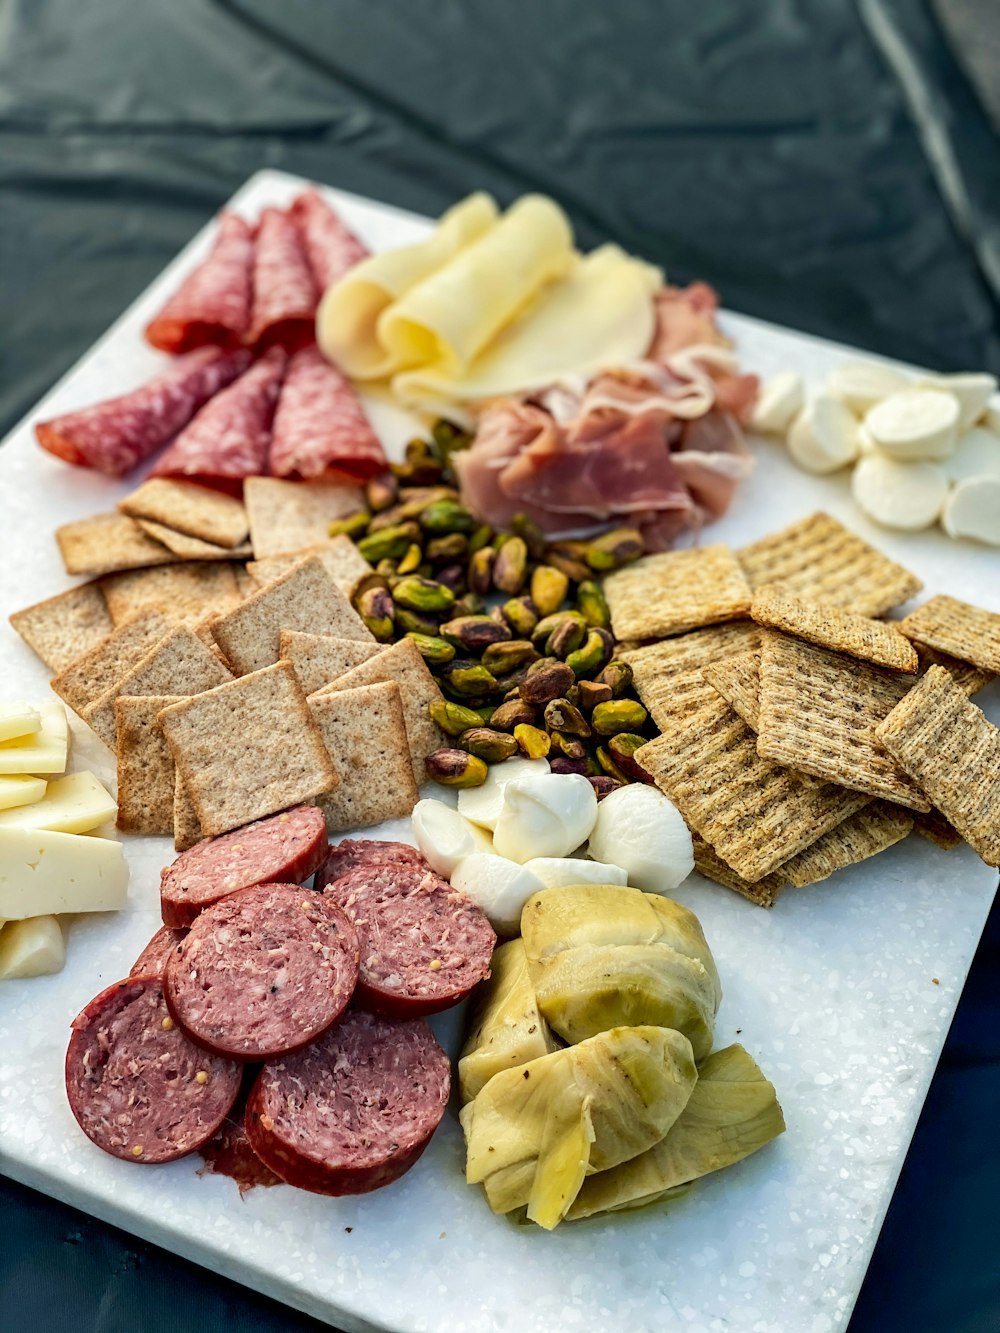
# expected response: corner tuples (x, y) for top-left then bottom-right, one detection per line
(603, 512), (1000, 907)
(10, 478), (445, 850)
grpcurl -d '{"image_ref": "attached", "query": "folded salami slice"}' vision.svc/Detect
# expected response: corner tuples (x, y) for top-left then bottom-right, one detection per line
(65, 976), (242, 1164)
(326, 863), (496, 1017)
(164, 883), (360, 1061)
(129, 925), (188, 977)
(247, 206), (318, 351)
(269, 345), (388, 481)
(145, 212), (255, 353)
(245, 1008), (450, 1195)
(35, 346), (251, 478)
(289, 190), (369, 294)
(151, 345), (287, 489)
(318, 838), (427, 888)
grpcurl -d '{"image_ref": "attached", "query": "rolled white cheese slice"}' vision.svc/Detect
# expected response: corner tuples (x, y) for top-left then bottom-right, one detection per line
(411, 798), (494, 878)
(457, 756), (550, 831)
(864, 389), (959, 461)
(856, 424), (879, 456)
(786, 396), (860, 473)
(587, 784), (694, 894)
(852, 454), (948, 530)
(916, 372), (997, 431)
(0, 915), (65, 979)
(941, 477), (1000, 546)
(492, 772), (599, 862)
(749, 371), (805, 436)
(944, 427), (1000, 483)
(451, 852), (545, 937)
(521, 856), (628, 889)
(826, 359), (909, 413)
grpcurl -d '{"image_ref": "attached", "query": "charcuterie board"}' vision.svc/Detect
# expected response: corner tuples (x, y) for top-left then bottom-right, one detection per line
(2, 169), (998, 1333)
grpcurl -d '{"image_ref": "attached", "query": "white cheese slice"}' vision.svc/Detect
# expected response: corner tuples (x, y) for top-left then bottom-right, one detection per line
(943, 427), (1000, 483)
(916, 372), (997, 431)
(786, 396), (860, 473)
(941, 478), (1000, 546)
(0, 915), (65, 979)
(521, 857), (628, 889)
(0, 706), (41, 744)
(0, 701), (69, 775)
(825, 359), (909, 413)
(0, 827), (128, 919)
(865, 389), (959, 461)
(0, 776), (47, 812)
(748, 371), (804, 435)
(852, 454), (948, 531)
(0, 772), (117, 834)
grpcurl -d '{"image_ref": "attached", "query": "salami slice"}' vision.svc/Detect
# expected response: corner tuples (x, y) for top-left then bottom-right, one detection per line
(150, 345), (286, 489)
(129, 925), (187, 977)
(319, 838), (427, 888)
(35, 346), (250, 478)
(160, 804), (328, 928)
(325, 863), (496, 1017)
(289, 190), (369, 294)
(65, 976), (242, 1164)
(245, 1008), (450, 1195)
(268, 345), (388, 482)
(145, 212), (254, 353)
(164, 884), (359, 1061)
(247, 206), (318, 351)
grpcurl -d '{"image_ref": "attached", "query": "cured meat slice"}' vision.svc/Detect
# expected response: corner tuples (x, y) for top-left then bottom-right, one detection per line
(247, 206), (319, 351)
(151, 346), (286, 489)
(268, 345), (388, 482)
(198, 1109), (283, 1194)
(35, 346), (251, 478)
(325, 863), (495, 1017)
(145, 212), (254, 353)
(164, 884), (359, 1061)
(160, 804), (328, 928)
(319, 838), (427, 888)
(289, 190), (369, 294)
(245, 1008), (450, 1195)
(129, 925), (188, 977)
(65, 975), (242, 1164)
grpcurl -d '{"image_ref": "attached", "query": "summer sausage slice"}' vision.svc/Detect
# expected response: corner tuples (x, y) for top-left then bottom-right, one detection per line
(318, 838), (426, 888)
(325, 864), (495, 1017)
(164, 884), (359, 1060)
(129, 926), (187, 978)
(245, 1008), (450, 1195)
(160, 804), (328, 927)
(65, 976), (241, 1164)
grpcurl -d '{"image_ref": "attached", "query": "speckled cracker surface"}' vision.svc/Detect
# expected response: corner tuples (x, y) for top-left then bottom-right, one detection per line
(756, 633), (929, 811)
(781, 802), (912, 888)
(248, 536), (372, 596)
(604, 545), (751, 641)
(912, 806), (963, 851)
(115, 694), (186, 836)
(692, 835), (784, 907)
(119, 478), (249, 548)
(875, 665), (1000, 865)
(737, 511), (922, 617)
(56, 512), (175, 577)
(101, 561), (242, 626)
(9, 581), (113, 672)
(159, 661), (338, 837)
(245, 477), (365, 559)
(621, 622), (761, 730)
(279, 631), (382, 697)
(702, 650), (761, 730)
(135, 519), (252, 561)
(751, 585), (918, 672)
(914, 644), (994, 697)
(173, 770), (203, 853)
(50, 611), (172, 718)
(899, 595), (1000, 676)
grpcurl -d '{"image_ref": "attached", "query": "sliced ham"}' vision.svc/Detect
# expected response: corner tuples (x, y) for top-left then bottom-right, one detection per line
(145, 212), (254, 353)
(289, 191), (369, 294)
(268, 345), (387, 482)
(247, 207), (319, 352)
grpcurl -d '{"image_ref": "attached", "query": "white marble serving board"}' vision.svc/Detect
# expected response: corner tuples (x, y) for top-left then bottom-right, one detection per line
(1, 169), (998, 1333)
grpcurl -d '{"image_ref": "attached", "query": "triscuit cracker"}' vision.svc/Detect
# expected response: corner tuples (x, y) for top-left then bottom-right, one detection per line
(737, 511), (922, 617)
(621, 622), (762, 730)
(781, 802), (912, 888)
(279, 631), (382, 697)
(247, 536), (372, 597)
(50, 611), (172, 718)
(119, 478), (249, 548)
(912, 807), (963, 851)
(875, 665), (1000, 866)
(159, 661), (338, 838)
(308, 681), (419, 832)
(702, 651), (761, 730)
(173, 770), (203, 852)
(101, 562), (242, 626)
(751, 584), (919, 672)
(213, 555), (372, 676)
(915, 644), (993, 697)
(244, 477), (365, 559)
(691, 835), (784, 908)
(56, 513), (175, 577)
(135, 519), (252, 562)
(604, 545), (751, 641)
(899, 595), (1000, 676)
(756, 633), (929, 811)
(115, 695), (186, 836)
(9, 581), (113, 672)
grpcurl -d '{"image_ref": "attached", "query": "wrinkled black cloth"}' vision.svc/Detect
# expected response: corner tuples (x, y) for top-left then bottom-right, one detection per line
(1, 1), (999, 1331)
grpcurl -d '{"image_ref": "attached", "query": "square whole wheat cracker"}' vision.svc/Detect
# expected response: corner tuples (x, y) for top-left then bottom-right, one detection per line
(101, 562), (242, 626)
(49, 611), (172, 719)
(635, 691), (869, 882)
(55, 513), (175, 577)
(702, 650), (761, 731)
(781, 802), (912, 888)
(915, 644), (993, 697)
(313, 638), (446, 783)
(279, 631), (382, 697)
(751, 584), (919, 673)
(9, 581), (113, 672)
(119, 478), (249, 548)
(737, 512), (922, 617)
(247, 536), (372, 597)
(875, 665), (1000, 865)
(213, 555), (373, 676)
(233, 565), (256, 599)
(691, 835), (784, 908)
(899, 595), (1000, 676)
(83, 624), (233, 749)
(244, 477), (365, 559)
(115, 694), (186, 837)
(192, 613), (233, 670)
(135, 519), (252, 562)
(620, 622), (762, 731)
(603, 545), (751, 642)
(173, 770), (204, 852)
(159, 661), (338, 838)
(756, 632), (930, 811)
(308, 681), (419, 832)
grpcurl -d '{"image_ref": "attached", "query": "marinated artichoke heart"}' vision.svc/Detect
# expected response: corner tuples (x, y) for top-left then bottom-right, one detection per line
(521, 885), (722, 1059)
(460, 1024), (697, 1230)
(566, 1044), (786, 1221)
(458, 938), (560, 1104)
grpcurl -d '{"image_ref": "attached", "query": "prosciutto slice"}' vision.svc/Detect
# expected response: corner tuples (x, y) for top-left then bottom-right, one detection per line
(145, 212), (254, 353)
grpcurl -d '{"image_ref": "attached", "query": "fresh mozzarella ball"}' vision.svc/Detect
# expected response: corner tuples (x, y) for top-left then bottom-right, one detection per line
(825, 359), (909, 413)
(451, 853), (545, 937)
(492, 772), (599, 863)
(944, 427), (1000, 483)
(916, 372), (997, 431)
(749, 371), (804, 435)
(457, 756), (550, 830)
(411, 799), (494, 877)
(786, 396), (860, 473)
(587, 784), (693, 895)
(852, 454), (948, 531)
(522, 856), (628, 889)
(864, 389), (959, 461)
(941, 478), (1000, 546)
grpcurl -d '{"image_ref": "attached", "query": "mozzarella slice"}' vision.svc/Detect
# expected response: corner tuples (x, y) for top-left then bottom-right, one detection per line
(852, 454), (948, 531)
(941, 478), (1000, 546)
(864, 389), (959, 461)
(587, 784), (693, 894)
(411, 798), (494, 877)
(0, 776), (46, 812)
(521, 857), (628, 889)
(0, 915), (65, 979)
(451, 852), (545, 937)
(0, 706), (41, 744)
(916, 372), (997, 431)
(786, 396), (860, 473)
(856, 424), (879, 456)
(826, 359), (909, 413)
(457, 756), (550, 830)
(0, 701), (68, 775)
(0, 772), (117, 833)
(944, 427), (1000, 483)
(749, 371), (804, 435)
(0, 827), (128, 919)
(492, 772), (598, 863)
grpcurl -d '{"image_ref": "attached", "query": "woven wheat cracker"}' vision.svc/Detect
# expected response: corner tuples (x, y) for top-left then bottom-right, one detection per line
(115, 695), (187, 837)
(119, 478), (249, 548)
(9, 581), (113, 672)
(621, 622), (761, 730)
(56, 513), (175, 577)
(604, 545), (751, 641)
(912, 807), (963, 851)
(751, 584), (918, 672)
(101, 562), (242, 626)
(247, 536), (371, 597)
(50, 611), (172, 718)
(702, 651), (761, 730)
(899, 595), (1000, 676)
(781, 802), (912, 887)
(915, 644), (993, 697)
(691, 836), (784, 907)
(244, 477), (365, 559)
(279, 631), (382, 697)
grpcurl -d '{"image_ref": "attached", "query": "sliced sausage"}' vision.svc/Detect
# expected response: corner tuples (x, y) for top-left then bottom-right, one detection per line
(129, 926), (187, 978)
(65, 976), (242, 1164)
(318, 838), (426, 888)
(164, 884), (359, 1060)
(160, 804), (328, 927)
(325, 864), (495, 1017)
(245, 1008), (450, 1195)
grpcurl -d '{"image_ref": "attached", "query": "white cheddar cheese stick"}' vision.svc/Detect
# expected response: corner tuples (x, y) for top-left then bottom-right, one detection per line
(941, 478), (1000, 546)
(786, 396), (860, 473)
(916, 372), (997, 431)
(944, 427), (1000, 483)
(0, 772), (117, 834)
(826, 359), (909, 413)
(0, 706), (41, 743)
(865, 389), (959, 461)
(0, 776), (46, 812)
(0, 701), (68, 775)
(749, 371), (804, 435)
(852, 454), (948, 530)
(0, 915), (65, 979)
(0, 827), (128, 919)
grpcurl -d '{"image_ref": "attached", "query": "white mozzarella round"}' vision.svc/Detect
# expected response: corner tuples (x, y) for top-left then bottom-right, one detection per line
(457, 755), (550, 830)
(587, 784), (694, 895)
(825, 359), (909, 413)
(943, 427), (1000, 484)
(450, 853), (545, 936)
(916, 372), (997, 431)
(491, 772), (599, 863)
(749, 371), (804, 435)
(852, 454), (948, 531)
(941, 478), (1000, 546)
(864, 389), (959, 461)
(522, 856), (628, 889)
(411, 798), (495, 877)
(786, 396), (860, 473)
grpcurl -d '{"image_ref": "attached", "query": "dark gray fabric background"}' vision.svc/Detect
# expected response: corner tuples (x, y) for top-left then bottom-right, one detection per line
(1, 2), (998, 1330)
